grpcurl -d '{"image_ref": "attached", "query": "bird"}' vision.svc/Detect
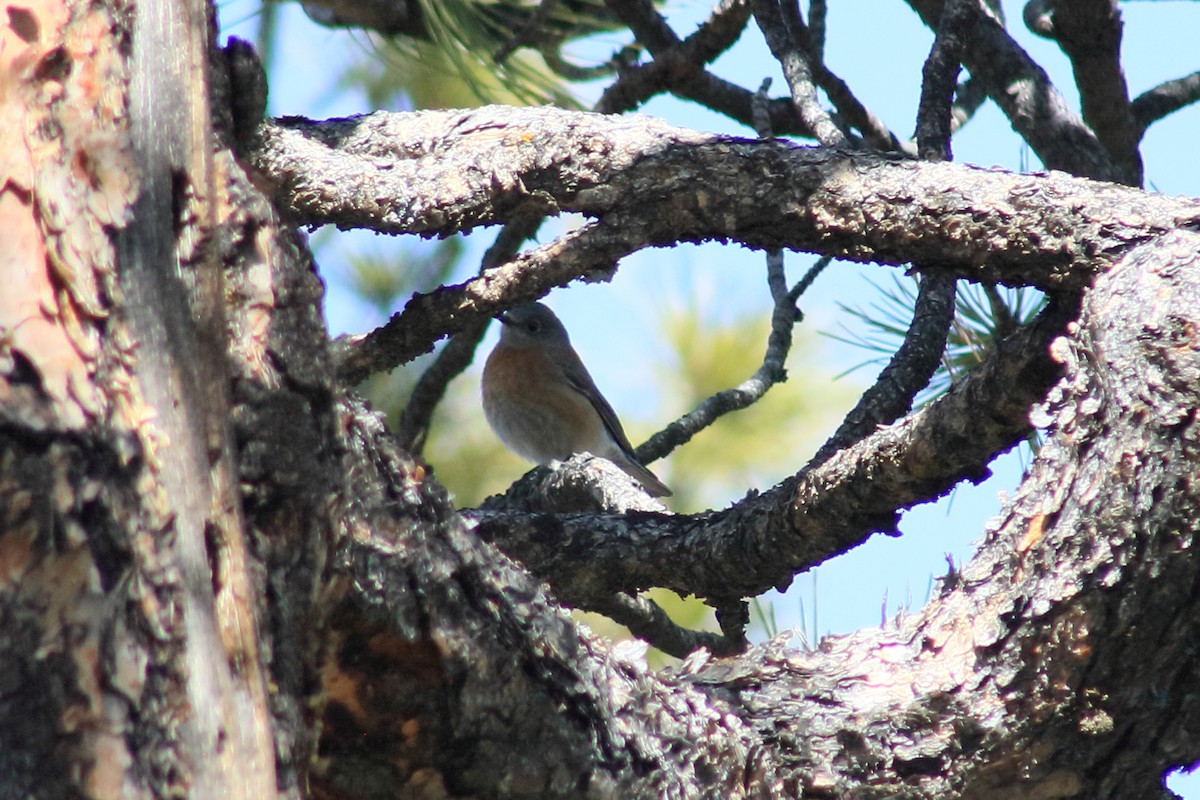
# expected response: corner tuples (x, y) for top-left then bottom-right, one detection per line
(481, 302), (672, 497)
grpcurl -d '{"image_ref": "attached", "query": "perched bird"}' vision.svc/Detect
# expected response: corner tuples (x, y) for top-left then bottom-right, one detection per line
(482, 302), (671, 497)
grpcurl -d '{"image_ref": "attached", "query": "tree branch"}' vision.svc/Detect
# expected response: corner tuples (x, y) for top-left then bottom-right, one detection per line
(248, 108), (1200, 377)
(251, 107), (1194, 267)
(751, 0), (847, 147)
(949, 75), (988, 135)
(1039, 0), (1143, 186)
(471, 298), (1072, 604)
(1131, 69), (1200, 136)
(587, 592), (742, 659)
(324, 230), (1200, 798)
(807, 0), (966, 468)
(812, 58), (908, 152)
(916, 0), (974, 161)
(334, 215), (646, 383)
(598, 0), (816, 137)
(807, 0), (827, 63)
(636, 82), (816, 467)
(905, 0), (1122, 181)
(810, 273), (957, 466)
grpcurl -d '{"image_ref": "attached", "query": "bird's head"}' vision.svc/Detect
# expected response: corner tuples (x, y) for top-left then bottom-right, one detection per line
(496, 302), (572, 348)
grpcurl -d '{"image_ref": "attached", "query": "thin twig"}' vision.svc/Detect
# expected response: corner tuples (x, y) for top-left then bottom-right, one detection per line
(603, 0), (678, 55)
(812, 63), (907, 152)
(602, 0), (896, 148)
(1131, 69), (1200, 139)
(789, 0), (906, 151)
(751, 76), (773, 137)
(589, 592), (742, 658)
(637, 85), (823, 466)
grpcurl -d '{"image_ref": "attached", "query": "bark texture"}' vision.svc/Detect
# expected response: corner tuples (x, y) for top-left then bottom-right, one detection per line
(248, 107), (1200, 378)
(307, 230), (1200, 799)
(4, 0), (1200, 798)
(1, 0), (327, 796)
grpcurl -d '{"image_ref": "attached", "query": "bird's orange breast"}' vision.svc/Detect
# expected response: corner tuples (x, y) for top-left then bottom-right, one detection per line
(482, 345), (607, 461)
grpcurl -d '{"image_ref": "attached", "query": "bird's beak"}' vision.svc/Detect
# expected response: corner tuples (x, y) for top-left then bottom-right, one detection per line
(495, 310), (512, 326)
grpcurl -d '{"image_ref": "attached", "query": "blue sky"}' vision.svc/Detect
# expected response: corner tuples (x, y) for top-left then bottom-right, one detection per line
(221, 0), (1200, 789)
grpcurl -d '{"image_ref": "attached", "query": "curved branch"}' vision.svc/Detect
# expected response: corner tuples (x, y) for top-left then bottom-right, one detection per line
(1131, 69), (1200, 135)
(720, 231), (1200, 796)
(471, 298), (1072, 602)
(808, 2), (966, 467)
(252, 107), (1198, 261)
(636, 254), (819, 466)
(810, 273), (957, 466)
(335, 215), (646, 382)
(249, 108), (1200, 376)
(1042, 0), (1142, 186)
(325, 232), (1200, 798)
(251, 108), (1195, 265)
(905, 0), (1121, 181)
(586, 592), (741, 659)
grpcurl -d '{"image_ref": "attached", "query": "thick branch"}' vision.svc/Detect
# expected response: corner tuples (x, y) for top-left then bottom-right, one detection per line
(718, 230), (1200, 797)
(325, 393), (771, 798)
(324, 231), (1200, 798)
(251, 108), (1194, 273)
(250, 108), (1200, 373)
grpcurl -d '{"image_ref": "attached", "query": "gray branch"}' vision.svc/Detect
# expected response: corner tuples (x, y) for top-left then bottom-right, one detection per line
(247, 107), (1200, 376)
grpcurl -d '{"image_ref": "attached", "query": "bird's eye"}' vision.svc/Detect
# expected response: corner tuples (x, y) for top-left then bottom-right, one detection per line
(526, 320), (541, 333)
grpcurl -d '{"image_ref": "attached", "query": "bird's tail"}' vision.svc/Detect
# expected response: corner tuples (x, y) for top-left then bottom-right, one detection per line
(616, 455), (672, 498)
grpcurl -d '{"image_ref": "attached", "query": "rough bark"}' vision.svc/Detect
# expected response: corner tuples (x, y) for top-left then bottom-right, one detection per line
(248, 107), (1200, 379)
(5, 0), (1200, 798)
(312, 232), (1200, 799)
(1, 0), (327, 797)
